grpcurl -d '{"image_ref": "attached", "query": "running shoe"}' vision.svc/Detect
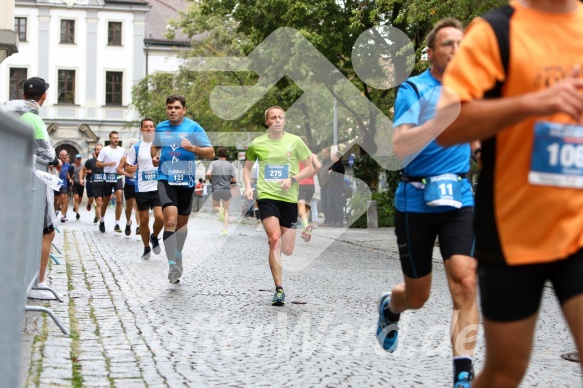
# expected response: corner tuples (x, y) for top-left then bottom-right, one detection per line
(150, 234), (161, 254)
(272, 288), (285, 306)
(93, 216), (98, 224)
(376, 292), (399, 352)
(301, 225), (313, 242)
(222, 228), (228, 235)
(168, 260), (182, 284)
(255, 223), (264, 232)
(114, 224), (122, 233)
(125, 224), (131, 236)
(218, 207), (225, 222)
(76, 212), (80, 220)
(136, 226), (140, 235)
(454, 372), (472, 388)
(99, 221), (105, 233)
(61, 216), (66, 223)
(142, 247), (151, 260)
(175, 251), (183, 272)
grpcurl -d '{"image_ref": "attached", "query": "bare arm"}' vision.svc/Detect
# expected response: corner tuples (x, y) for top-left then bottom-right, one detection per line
(311, 154), (322, 174)
(79, 166), (86, 186)
(243, 160), (255, 200)
(151, 146), (161, 167)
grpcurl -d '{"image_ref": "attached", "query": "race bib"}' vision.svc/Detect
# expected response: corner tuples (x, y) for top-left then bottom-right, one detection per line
(105, 173), (118, 183)
(92, 173), (104, 183)
(142, 170), (158, 181)
(529, 121), (583, 188)
(264, 164), (288, 182)
(423, 173), (462, 208)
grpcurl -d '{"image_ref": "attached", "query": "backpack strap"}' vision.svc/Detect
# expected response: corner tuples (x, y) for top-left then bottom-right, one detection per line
(481, 5), (514, 98)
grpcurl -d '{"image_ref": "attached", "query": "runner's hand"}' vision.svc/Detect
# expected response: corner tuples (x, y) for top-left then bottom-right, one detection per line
(244, 188), (254, 201)
(152, 156), (160, 167)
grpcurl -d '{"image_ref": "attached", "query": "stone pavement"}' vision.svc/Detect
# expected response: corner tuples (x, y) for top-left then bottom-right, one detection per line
(21, 204), (581, 387)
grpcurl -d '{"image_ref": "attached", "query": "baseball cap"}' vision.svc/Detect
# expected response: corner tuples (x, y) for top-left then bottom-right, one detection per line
(75, 154), (82, 159)
(23, 77), (49, 97)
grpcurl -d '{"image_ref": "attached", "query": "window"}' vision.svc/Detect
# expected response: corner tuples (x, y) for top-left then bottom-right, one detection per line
(108, 22), (122, 45)
(58, 70), (76, 104)
(9, 68), (27, 100)
(105, 72), (123, 105)
(60, 20), (75, 43)
(14, 17), (27, 42)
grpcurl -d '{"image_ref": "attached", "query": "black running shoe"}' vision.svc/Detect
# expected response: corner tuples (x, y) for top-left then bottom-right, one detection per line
(142, 247), (151, 260)
(114, 224), (122, 233)
(150, 234), (161, 254)
(76, 212), (80, 220)
(93, 217), (98, 224)
(99, 221), (105, 233)
(125, 224), (131, 236)
(136, 226), (140, 235)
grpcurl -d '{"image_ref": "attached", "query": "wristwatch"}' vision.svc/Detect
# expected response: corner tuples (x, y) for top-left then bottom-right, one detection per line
(290, 177), (297, 185)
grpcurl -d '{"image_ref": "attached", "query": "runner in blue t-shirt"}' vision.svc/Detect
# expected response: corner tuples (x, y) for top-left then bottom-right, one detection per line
(375, 19), (480, 388)
(151, 95), (214, 284)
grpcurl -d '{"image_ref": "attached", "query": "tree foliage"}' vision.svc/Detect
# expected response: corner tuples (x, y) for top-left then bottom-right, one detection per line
(132, 0), (508, 152)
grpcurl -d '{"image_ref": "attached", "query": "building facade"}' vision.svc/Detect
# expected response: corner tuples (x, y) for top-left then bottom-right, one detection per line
(0, 0), (190, 157)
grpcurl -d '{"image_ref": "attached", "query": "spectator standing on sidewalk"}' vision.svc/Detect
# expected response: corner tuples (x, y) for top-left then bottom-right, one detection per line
(327, 151), (345, 228)
(6, 77), (62, 299)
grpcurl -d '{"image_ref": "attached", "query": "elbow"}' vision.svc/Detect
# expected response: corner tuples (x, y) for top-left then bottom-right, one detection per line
(392, 142), (407, 161)
(436, 126), (457, 147)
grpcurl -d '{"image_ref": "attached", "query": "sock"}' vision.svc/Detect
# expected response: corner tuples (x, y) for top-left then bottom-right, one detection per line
(275, 286), (284, 291)
(163, 231), (177, 263)
(127, 220), (132, 226)
(301, 218), (308, 228)
(100, 220), (104, 224)
(176, 229), (188, 252)
(144, 246), (151, 252)
(453, 356), (473, 382)
(383, 304), (400, 323)
(115, 220), (120, 226)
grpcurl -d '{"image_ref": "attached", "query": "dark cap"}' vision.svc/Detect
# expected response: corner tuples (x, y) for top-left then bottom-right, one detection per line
(23, 77), (49, 97)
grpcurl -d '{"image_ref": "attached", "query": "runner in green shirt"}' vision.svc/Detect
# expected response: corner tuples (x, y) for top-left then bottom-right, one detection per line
(243, 106), (314, 306)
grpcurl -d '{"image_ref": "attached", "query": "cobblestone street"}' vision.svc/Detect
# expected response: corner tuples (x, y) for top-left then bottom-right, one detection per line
(22, 206), (582, 387)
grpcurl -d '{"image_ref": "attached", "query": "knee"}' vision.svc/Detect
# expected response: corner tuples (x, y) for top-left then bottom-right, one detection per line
(139, 214), (149, 226)
(267, 234), (281, 250)
(281, 245), (294, 256)
(451, 272), (477, 304)
(165, 219), (177, 230)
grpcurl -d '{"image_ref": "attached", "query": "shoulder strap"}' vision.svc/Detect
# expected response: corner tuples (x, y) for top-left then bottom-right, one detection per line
(481, 5), (514, 98)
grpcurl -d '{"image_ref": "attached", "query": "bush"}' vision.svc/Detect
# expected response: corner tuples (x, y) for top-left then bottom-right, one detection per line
(348, 190), (395, 228)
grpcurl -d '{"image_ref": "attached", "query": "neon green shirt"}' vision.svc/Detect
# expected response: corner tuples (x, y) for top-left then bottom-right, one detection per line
(20, 111), (48, 141)
(246, 132), (311, 203)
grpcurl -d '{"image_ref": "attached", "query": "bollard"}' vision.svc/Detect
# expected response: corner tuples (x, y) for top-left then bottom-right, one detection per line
(367, 200), (378, 228)
(0, 110), (33, 388)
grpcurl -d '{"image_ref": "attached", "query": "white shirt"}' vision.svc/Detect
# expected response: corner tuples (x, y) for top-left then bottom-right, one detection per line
(126, 140), (157, 192)
(97, 145), (125, 174)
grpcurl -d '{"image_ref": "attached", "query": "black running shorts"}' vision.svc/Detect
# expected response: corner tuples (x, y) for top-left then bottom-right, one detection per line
(394, 207), (475, 279)
(102, 178), (123, 197)
(72, 183), (84, 197)
(478, 248), (583, 322)
(86, 180), (94, 198)
(135, 191), (162, 211)
(124, 184), (136, 201)
(157, 180), (195, 215)
(257, 199), (298, 229)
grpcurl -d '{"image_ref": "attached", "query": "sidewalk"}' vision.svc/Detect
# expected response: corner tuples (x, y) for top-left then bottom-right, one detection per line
(20, 206), (581, 387)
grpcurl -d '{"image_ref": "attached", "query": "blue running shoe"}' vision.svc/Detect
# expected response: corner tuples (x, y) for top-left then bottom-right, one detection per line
(376, 292), (399, 352)
(454, 371), (472, 388)
(272, 288), (285, 306)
